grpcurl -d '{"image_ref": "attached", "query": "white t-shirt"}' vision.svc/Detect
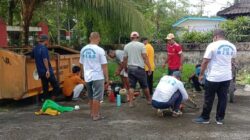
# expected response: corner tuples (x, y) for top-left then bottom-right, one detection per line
(79, 44), (107, 82)
(152, 76), (188, 102)
(115, 50), (124, 63)
(204, 40), (237, 82)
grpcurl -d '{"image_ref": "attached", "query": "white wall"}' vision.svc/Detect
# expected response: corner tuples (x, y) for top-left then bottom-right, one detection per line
(178, 20), (222, 32)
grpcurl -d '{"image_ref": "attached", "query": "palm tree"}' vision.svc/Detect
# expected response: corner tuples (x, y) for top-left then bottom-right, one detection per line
(18, 0), (149, 45)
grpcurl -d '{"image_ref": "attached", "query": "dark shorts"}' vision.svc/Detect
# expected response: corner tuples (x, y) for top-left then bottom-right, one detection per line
(128, 66), (148, 89)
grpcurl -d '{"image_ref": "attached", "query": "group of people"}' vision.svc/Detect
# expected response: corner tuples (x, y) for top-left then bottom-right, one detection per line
(32, 28), (237, 124)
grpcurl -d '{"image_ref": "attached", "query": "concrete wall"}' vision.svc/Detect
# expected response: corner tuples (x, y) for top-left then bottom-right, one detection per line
(154, 42), (250, 71)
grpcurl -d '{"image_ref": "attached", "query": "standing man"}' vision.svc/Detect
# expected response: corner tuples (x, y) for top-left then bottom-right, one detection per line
(141, 37), (155, 96)
(80, 32), (109, 121)
(123, 31), (152, 107)
(193, 29), (237, 125)
(107, 49), (129, 91)
(162, 33), (183, 75)
(31, 34), (60, 100)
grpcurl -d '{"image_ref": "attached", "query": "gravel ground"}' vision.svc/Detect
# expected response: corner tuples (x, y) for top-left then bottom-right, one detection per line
(0, 88), (250, 140)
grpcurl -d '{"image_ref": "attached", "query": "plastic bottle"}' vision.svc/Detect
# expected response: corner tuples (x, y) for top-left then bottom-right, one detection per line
(116, 94), (121, 107)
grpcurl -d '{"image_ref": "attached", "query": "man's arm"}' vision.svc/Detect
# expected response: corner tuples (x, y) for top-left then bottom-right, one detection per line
(162, 55), (168, 68)
(43, 58), (50, 78)
(115, 63), (123, 76)
(123, 56), (128, 72)
(199, 58), (210, 82)
(179, 53), (184, 71)
(178, 83), (188, 101)
(142, 53), (152, 74)
(102, 64), (109, 88)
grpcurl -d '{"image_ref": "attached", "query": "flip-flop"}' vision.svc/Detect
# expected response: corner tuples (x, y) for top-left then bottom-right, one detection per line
(92, 115), (105, 121)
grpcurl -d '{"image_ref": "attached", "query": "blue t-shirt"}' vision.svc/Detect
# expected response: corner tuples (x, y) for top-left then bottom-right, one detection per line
(31, 44), (53, 77)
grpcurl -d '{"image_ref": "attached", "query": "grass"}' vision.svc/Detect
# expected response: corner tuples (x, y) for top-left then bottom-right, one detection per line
(108, 62), (195, 88)
(237, 71), (250, 85)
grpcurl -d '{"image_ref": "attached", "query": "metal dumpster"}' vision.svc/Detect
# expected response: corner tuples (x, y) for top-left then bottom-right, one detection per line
(0, 46), (80, 100)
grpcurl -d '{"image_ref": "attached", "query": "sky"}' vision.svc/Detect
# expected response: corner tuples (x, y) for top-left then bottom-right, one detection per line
(188, 0), (235, 16)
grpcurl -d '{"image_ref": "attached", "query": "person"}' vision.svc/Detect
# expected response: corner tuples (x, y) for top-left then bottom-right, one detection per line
(162, 33), (183, 75)
(193, 29), (237, 125)
(123, 31), (152, 107)
(31, 34), (60, 100)
(188, 64), (204, 92)
(152, 71), (188, 117)
(63, 66), (85, 101)
(107, 49), (129, 92)
(80, 32), (109, 121)
(141, 37), (155, 96)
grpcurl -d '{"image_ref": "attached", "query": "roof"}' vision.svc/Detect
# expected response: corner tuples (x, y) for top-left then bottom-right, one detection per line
(217, 0), (250, 18)
(173, 16), (226, 27)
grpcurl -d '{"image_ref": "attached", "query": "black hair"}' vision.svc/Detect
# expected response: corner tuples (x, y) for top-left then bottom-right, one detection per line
(213, 29), (225, 38)
(141, 37), (148, 42)
(72, 66), (81, 73)
(106, 49), (114, 55)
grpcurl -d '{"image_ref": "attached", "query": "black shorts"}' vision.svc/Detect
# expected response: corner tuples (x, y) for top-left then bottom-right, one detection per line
(128, 66), (148, 89)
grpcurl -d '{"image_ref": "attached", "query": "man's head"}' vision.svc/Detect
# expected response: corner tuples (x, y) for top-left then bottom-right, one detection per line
(72, 65), (81, 75)
(89, 32), (100, 44)
(130, 31), (140, 41)
(172, 71), (181, 80)
(213, 29), (225, 42)
(165, 33), (175, 45)
(38, 34), (49, 46)
(107, 49), (116, 58)
(141, 37), (148, 45)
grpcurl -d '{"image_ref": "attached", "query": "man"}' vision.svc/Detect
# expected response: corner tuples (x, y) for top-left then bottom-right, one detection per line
(107, 49), (129, 91)
(193, 29), (237, 125)
(141, 37), (155, 95)
(188, 64), (204, 92)
(31, 34), (60, 100)
(162, 33), (183, 75)
(80, 32), (109, 121)
(123, 31), (152, 107)
(63, 66), (85, 101)
(152, 71), (188, 117)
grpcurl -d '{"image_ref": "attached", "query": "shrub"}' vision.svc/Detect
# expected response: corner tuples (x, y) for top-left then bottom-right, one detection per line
(180, 31), (212, 43)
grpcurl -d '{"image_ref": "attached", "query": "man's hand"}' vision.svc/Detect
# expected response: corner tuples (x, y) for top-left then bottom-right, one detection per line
(147, 70), (152, 76)
(198, 75), (204, 83)
(179, 65), (182, 71)
(105, 80), (110, 90)
(162, 63), (166, 69)
(46, 70), (50, 79)
(115, 69), (120, 76)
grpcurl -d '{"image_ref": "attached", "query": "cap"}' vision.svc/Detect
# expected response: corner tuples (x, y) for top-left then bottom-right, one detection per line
(130, 31), (139, 38)
(39, 34), (49, 42)
(172, 71), (181, 78)
(165, 33), (175, 40)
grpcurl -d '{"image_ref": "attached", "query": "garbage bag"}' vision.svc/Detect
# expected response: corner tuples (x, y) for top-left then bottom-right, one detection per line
(42, 99), (74, 113)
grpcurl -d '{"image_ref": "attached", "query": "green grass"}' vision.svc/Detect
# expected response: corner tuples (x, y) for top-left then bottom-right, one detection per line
(108, 62), (195, 88)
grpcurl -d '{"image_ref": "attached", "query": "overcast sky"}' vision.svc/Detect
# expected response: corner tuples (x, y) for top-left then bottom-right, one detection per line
(188, 0), (235, 16)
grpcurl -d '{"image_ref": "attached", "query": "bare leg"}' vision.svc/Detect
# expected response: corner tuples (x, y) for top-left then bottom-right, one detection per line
(129, 88), (135, 107)
(89, 100), (93, 117)
(92, 100), (101, 120)
(143, 88), (152, 104)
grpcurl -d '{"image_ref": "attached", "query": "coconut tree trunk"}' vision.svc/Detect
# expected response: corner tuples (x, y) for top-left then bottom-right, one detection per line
(20, 0), (37, 46)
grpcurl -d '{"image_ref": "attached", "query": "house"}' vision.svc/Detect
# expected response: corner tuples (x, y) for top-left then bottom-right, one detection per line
(217, 0), (250, 19)
(173, 16), (226, 32)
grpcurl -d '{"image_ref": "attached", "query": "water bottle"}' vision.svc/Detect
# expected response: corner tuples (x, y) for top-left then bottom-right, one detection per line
(116, 94), (121, 107)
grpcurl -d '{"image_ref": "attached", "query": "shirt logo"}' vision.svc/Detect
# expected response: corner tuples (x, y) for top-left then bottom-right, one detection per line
(82, 48), (96, 59)
(167, 79), (176, 86)
(217, 45), (234, 56)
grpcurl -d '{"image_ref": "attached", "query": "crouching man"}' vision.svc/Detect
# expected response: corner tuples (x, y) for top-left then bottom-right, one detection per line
(152, 71), (188, 117)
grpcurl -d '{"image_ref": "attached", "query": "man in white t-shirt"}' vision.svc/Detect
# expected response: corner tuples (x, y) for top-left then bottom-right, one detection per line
(79, 32), (109, 121)
(152, 71), (188, 117)
(193, 29), (237, 125)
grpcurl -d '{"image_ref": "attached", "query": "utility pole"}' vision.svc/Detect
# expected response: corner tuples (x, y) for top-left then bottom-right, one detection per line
(56, 0), (60, 45)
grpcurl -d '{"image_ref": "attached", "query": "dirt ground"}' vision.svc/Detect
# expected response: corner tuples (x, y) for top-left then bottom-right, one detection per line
(0, 88), (250, 140)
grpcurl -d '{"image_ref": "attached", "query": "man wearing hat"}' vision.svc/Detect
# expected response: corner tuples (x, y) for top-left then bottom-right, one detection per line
(123, 31), (152, 107)
(162, 33), (183, 75)
(31, 34), (60, 100)
(152, 71), (188, 117)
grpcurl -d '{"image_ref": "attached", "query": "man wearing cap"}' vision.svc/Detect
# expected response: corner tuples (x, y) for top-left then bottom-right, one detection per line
(162, 33), (183, 75)
(152, 71), (188, 117)
(31, 34), (60, 100)
(193, 29), (237, 125)
(141, 37), (155, 96)
(123, 31), (152, 107)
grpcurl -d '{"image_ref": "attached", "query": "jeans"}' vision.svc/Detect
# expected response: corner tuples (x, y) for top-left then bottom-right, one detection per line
(146, 71), (154, 95)
(201, 80), (230, 120)
(152, 90), (183, 112)
(40, 73), (60, 99)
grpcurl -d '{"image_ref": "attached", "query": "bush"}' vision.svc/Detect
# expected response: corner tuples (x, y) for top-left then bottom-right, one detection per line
(180, 31), (212, 43)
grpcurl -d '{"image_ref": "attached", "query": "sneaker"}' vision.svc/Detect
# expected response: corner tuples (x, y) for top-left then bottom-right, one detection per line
(193, 117), (210, 124)
(172, 110), (183, 117)
(216, 120), (224, 125)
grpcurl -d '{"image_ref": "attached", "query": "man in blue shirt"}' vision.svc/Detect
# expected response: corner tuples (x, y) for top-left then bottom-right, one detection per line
(31, 34), (59, 100)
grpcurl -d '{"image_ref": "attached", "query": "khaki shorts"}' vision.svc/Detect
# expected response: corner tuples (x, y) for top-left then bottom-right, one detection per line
(86, 80), (104, 101)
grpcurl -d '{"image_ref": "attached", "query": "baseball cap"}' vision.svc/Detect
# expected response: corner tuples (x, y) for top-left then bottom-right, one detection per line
(165, 33), (175, 40)
(130, 31), (139, 38)
(172, 71), (181, 79)
(38, 34), (49, 42)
